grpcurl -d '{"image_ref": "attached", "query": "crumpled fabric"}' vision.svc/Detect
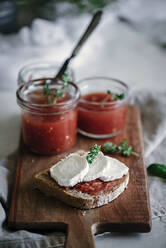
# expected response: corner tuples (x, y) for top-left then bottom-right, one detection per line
(133, 90), (166, 218)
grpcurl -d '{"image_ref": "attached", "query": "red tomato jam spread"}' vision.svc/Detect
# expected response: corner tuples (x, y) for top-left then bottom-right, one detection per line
(66, 176), (126, 195)
(22, 110), (77, 155)
(17, 80), (79, 155)
(78, 92), (128, 136)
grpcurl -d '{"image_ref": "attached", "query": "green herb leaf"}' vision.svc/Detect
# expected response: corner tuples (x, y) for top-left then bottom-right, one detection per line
(86, 144), (101, 164)
(43, 80), (50, 97)
(102, 139), (139, 157)
(118, 93), (125, 99)
(62, 73), (70, 89)
(55, 89), (63, 98)
(107, 90), (125, 100)
(148, 163), (166, 178)
(62, 82), (68, 89)
(118, 139), (138, 157)
(47, 100), (54, 105)
(43, 74), (70, 104)
(102, 142), (117, 153)
(62, 73), (70, 82)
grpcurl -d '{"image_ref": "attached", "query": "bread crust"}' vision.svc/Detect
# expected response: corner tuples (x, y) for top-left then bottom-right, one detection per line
(34, 169), (129, 209)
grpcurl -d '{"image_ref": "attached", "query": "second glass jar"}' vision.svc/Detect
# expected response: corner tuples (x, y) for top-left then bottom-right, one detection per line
(78, 77), (129, 138)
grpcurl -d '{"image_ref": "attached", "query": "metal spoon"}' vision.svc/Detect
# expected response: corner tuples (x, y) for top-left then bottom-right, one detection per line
(55, 10), (103, 80)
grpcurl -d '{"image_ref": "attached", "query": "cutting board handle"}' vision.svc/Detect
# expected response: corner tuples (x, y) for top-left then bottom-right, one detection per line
(65, 221), (95, 248)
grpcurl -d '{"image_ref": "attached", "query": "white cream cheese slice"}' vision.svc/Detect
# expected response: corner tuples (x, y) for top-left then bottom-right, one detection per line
(50, 151), (129, 187)
(50, 153), (89, 187)
(83, 151), (109, 182)
(99, 156), (129, 182)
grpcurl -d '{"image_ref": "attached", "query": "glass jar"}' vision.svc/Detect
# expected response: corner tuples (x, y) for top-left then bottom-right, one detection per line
(17, 78), (80, 155)
(78, 77), (129, 138)
(18, 61), (74, 86)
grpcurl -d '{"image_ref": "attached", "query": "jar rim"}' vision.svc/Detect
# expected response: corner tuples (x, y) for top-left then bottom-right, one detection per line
(18, 60), (74, 85)
(16, 77), (80, 114)
(78, 76), (130, 107)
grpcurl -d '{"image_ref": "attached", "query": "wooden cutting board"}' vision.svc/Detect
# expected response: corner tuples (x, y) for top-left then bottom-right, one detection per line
(8, 106), (151, 248)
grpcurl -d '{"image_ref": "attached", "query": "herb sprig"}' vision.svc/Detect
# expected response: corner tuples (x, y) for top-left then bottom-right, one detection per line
(43, 80), (50, 96)
(43, 80), (53, 104)
(86, 144), (101, 164)
(102, 139), (139, 157)
(62, 73), (70, 89)
(107, 90), (125, 101)
(43, 73), (70, 104)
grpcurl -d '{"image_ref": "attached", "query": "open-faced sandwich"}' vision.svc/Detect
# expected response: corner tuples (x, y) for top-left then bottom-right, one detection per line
(34, 144), (129, 209)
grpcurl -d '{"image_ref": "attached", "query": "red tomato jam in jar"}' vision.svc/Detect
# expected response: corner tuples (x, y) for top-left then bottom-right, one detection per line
(16, 78), (80, 155)
(78, 77), (129, 138)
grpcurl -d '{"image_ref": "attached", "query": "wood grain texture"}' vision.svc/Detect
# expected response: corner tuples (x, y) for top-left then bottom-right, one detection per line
(8, 106), (152, 248)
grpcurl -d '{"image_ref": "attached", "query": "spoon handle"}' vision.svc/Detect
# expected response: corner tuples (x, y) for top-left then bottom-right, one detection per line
(55, 10), (103, 79)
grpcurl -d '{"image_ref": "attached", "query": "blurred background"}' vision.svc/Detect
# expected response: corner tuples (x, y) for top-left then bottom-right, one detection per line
(0, 0), (166, 91)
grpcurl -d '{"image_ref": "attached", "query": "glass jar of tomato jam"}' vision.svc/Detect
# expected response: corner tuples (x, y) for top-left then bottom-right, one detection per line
(78, 77), (129, 138)
(16, 78), (80, 155)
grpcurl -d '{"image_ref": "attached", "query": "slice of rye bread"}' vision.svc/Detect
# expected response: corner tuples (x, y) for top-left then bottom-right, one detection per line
(34, 169), (129, 209)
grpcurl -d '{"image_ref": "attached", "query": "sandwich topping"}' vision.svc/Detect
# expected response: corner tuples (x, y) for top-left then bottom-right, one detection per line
(50, 153), (89, 187)
(50, 145), (129, 188)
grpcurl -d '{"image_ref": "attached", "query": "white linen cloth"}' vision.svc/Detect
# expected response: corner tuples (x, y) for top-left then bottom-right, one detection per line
(133, 91), (166, 218)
